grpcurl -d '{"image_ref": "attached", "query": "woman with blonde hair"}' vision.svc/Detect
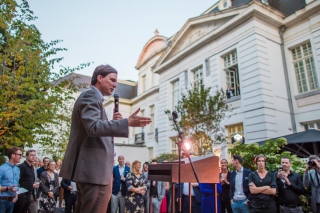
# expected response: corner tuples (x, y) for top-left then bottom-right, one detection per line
(125, 160), (147, 213)
(220, 158), (232, 213)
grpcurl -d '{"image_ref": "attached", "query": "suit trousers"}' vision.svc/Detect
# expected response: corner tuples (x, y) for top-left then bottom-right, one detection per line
(28, 194), (38, 213)
(75, 182), (112, 213)
(182, 195), (201, 213)
(111, 191), (125, 213)
(65, 193), (77, 213)
(152, 197), (162, 213)
(13, 193), (31, 213)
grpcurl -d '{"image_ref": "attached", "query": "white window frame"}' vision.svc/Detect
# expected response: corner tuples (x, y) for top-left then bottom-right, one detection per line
(172, 79), (180, 110)
(223, 50), (240, 97)
(291, 42), (318, 93)
(149, 105), (154, 132)
(192, 65), (203, 89)
(226, 123), (244, 142)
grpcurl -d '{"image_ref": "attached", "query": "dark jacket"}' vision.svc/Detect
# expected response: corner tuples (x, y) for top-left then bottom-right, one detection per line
(61, 178), (77, 199)
(229, 167), (252, 201)
(175, 183), (202, 203)
(112, 165), (130, 196)
(39, 171), (59, 198)
(275, 170), (305, 205)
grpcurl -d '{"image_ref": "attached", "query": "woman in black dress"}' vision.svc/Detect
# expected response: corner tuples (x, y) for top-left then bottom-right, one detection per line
(249, 154), (277, 213)
(125, 160), (147, 213)
(220, 158), (233, 213)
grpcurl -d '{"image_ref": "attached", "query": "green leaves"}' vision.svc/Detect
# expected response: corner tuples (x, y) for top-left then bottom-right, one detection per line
(165, 84), (229, 156)
(0, 0), (91, 155)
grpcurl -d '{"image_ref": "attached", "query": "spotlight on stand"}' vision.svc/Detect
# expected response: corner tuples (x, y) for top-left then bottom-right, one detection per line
(232, 134), (245, 144)
(184, 141), (191, 151)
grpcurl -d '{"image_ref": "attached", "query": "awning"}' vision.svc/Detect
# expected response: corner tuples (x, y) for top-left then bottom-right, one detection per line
(258, 129), (320, 158)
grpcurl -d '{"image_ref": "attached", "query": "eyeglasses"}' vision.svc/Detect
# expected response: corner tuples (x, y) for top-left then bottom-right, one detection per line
(14, 153), (22, 157)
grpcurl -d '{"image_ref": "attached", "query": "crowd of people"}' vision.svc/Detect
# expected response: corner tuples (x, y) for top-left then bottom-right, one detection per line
(109, 154), (320, 213)
(1, 147), (320, 213)
(0, 147), (76, 213)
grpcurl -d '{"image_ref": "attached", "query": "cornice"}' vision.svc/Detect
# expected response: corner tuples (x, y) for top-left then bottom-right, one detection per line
(284, 0), (320, 29)
(153, 1), (284, 74)
(131, 86), (159, 104)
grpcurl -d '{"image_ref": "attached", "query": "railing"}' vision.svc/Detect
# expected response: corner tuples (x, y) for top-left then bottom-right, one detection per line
(134, 133), (145, 144)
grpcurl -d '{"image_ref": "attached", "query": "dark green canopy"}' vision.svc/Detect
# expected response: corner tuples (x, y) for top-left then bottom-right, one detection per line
(258, 129), (320, 158)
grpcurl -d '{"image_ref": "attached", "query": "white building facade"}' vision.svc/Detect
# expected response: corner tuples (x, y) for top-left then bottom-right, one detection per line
(119, 0), (320, 160)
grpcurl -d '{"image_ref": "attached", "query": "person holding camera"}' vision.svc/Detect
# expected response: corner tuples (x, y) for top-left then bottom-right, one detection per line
(275, 156), (305, 213)
(303, 155), (320, 213)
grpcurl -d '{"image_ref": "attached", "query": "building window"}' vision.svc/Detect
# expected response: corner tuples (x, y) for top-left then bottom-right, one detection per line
(149, 105), (154, 131)
(150, 70), (153, 87)
(226, 123), (244, 142)
(141, 110), (145, 133)
(291, 42), (318, 93)
(141, 75), (146, 92)
(224, 51), (240, 99)
(192, 66), (203, 89)
(172, 80), (180, 110)
(303, 121), (320, 130)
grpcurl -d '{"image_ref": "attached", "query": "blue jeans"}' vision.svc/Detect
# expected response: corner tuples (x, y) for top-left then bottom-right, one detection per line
(231, 199), (250, 213)
(0, 199), (14, 213)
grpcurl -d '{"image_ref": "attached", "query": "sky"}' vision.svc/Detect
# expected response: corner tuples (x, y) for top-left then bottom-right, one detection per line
(27, 0), (218, 81)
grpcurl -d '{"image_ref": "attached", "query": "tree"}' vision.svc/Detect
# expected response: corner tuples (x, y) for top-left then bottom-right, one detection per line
(153, 153), (179, 163)
(0, 0), (90, 151)
(165, 84), (229, 156)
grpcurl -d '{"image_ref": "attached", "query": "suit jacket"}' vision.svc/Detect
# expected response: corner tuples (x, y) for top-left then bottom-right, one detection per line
(303, 170), (320, 212)
(61, 178), (76, 199)
(229, 167), (252, 201)
(39, 171), (59, 198)
(60, 86), (129, 185)
(112, 165), (130, 196)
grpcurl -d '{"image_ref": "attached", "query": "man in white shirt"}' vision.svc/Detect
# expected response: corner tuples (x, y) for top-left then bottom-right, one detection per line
(111, 155), (130, 213)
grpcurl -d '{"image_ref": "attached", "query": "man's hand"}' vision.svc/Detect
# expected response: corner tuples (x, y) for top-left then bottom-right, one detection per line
(113, 112), (123, 120)
(68, 186), (73, 191)
(277, 170), (284, 179)
(128, 108), (152, 127)
(313, 159), (320, 170)
(33, 183), (40, 189)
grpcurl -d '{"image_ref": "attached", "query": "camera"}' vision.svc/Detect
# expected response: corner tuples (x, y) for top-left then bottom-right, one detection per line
(308, 160), (316, 167)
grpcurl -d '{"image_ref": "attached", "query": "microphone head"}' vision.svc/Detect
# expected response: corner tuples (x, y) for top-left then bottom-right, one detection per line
(172, 111), (178, 119)
(114, 93), (120, 99)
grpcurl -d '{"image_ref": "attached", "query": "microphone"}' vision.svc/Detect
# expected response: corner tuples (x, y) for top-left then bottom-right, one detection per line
(172, 111), (178, 121)
(114, 93), (119, 113)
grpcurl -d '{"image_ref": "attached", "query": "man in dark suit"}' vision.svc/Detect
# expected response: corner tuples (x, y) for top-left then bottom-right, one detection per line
(229, 155), (251, 213)
(59, 64), (151, 213)
(111, 155), (130, 213)
(61, 178), (77, 213)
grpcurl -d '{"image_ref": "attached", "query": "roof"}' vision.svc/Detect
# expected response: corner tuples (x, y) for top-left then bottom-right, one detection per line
(259, 129), (320, 145)
(113, 82), (137, 99)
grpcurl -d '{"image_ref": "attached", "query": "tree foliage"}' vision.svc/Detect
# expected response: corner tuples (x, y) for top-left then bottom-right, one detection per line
(0, 0), (90, 152)
(153, 153), (179, 163)
(165, 84), (229, 156)
(228, 137), (305, 174)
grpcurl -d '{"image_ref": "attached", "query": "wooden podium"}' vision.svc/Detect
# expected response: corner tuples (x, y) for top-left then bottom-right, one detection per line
(148, 155), (220, 213)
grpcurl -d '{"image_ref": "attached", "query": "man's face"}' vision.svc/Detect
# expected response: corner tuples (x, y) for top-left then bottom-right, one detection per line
(118, 156), (124, 166)
(125, 161), (130, 167)
(12, 150), (23, 164)
(281, 158), (291, 171)
(43, 158), (49, 167)
(26, 151), (36, 164)
(231, 159), (238, 168)
(98, 73), (117, 96)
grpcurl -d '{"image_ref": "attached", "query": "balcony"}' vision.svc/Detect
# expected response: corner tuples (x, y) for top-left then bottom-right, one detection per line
(135, 133), (145, 144)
